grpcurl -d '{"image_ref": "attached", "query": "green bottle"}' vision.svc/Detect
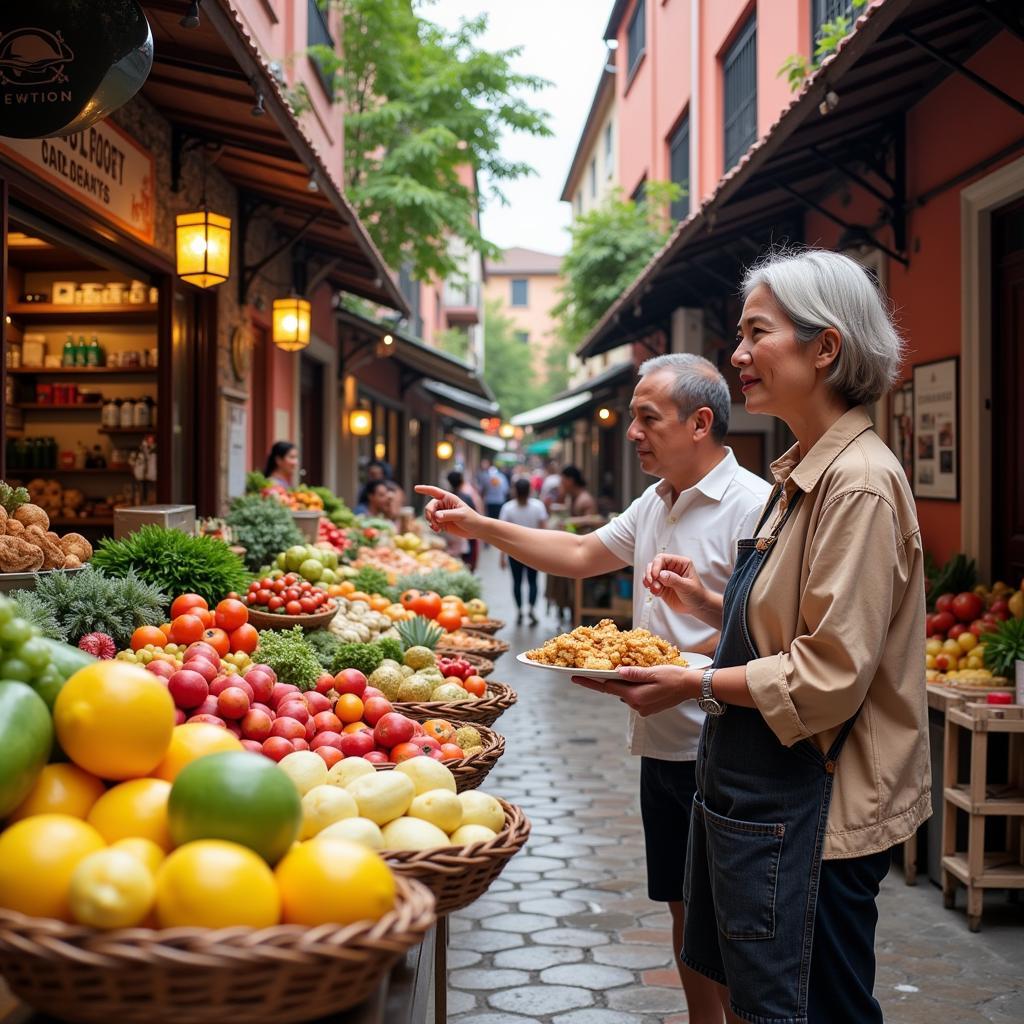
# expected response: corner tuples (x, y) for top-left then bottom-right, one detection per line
(87, 335), (102, 367)
(75, 335), (88, 367)
(62, 335), (76, 367)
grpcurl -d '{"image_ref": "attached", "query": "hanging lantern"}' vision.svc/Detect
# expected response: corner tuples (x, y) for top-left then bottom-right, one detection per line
(595, 406), (618, 428)
(436, 440), (454, 460)
(498, 422), (515, 440)
(348, 408), (372, 436)
(176, 210), (231, 288)
(272, 297), (311, 352)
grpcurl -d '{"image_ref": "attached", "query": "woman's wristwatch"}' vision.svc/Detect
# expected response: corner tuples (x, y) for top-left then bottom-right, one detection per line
(697, 668), (726, 716)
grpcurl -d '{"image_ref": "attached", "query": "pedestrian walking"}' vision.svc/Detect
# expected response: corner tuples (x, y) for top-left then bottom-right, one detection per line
(498, 478), (548, 623)
(585, 250), (931, 1024)
(417, 353), (770, 1023)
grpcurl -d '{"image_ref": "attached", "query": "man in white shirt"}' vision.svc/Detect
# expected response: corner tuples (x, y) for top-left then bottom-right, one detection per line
(498, 478), (549, 624)
(417, 354), (770, 1023)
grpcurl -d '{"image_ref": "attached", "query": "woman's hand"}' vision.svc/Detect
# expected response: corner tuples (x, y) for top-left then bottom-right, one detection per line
(571, 665), (701, 717)
(643, 554), (724, 628)
(414, 485), (484, 540)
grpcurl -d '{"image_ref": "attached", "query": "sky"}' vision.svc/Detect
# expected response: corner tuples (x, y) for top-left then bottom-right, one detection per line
(427, 0), (611, 256)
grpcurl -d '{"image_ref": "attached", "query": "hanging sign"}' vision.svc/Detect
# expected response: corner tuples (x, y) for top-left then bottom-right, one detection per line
(0, 0), (152, 139)
(0, 120), (155, 243)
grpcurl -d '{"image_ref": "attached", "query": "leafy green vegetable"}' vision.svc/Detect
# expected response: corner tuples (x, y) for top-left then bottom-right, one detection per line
(254, 626), (324, 691)
(396, 569), (481, 604)
(309, 487), (356, 527)
(333, 642), (385, 676)
(0, 482), (30, 514)
(375, 636), (403, 663)
(982, 618), (1024, 677)
(92, 526), (249, 607)
(304, 629), (342, 669)
(926, 553), (978, 611)
(227, 495), (304, 572)
(13, 566), (167, 647)
(352, 566), (394, 600)
(246, 470), (272, 494)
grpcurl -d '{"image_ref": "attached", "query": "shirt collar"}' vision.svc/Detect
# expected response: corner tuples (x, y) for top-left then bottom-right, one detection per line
(770, 406), (874, 493)
(654, 448), (740, 508)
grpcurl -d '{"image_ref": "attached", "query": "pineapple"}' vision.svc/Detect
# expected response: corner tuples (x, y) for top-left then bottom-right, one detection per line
(396, 615), (444, 652)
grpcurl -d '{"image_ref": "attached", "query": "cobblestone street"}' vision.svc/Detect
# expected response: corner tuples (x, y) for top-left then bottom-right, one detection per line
(448, 549), (1024, 1024)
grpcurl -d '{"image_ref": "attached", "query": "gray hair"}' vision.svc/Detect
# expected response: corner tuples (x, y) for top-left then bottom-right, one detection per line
(742, 249), (905, 405)
(637, 353), (730, 442)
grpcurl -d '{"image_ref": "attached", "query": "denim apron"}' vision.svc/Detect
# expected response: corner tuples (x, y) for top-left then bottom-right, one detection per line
(681, 487), (859, 1024)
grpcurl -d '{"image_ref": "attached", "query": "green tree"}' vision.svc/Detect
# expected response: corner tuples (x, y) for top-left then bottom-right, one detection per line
(778, 0), (867, 91)
(479, 299), (544, 417)
(553, 181), (681, 348)
(312, 0), (551, 282)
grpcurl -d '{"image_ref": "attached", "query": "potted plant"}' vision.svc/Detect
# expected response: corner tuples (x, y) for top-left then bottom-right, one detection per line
(982, 618), (1024, 704)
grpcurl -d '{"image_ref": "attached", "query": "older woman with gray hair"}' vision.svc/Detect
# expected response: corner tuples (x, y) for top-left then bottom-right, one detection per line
(591, 250), (930, 1023)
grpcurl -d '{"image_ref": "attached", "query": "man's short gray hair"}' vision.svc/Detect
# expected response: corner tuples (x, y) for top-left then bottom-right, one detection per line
(742, 249), (905, 405)
(637, 353), (730, 442)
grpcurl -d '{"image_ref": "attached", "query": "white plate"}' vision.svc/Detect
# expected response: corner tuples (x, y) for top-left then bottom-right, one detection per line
(515, 650), (712, 679)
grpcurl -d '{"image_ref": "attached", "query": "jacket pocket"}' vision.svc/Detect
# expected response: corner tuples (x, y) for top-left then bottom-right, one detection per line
(698, 796), (785, 941)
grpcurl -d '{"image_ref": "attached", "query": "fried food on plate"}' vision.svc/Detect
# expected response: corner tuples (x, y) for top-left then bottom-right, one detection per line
(526, 619), (688, 671)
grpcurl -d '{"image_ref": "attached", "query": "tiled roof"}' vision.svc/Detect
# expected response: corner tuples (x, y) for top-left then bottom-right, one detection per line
(486, 247), (564, 275)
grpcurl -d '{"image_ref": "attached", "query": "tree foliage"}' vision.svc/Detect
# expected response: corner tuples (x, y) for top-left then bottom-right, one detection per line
(778, 0), (866, 91)
(478, 299), (545, 418)
(553, 181), (681, 349)
(314, 0), (551, 282)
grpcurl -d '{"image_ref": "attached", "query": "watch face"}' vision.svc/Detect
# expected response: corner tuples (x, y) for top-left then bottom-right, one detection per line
(698, 696), (726, 717)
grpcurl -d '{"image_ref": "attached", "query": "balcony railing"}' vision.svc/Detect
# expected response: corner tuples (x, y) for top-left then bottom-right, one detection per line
(443, 281), (481, 309)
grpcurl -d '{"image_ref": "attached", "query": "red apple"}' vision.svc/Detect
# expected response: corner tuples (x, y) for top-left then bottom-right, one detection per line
(934, 593), (955, 614)
(314, 673), (336, 695)
(193, 694), (220, 717)
(251, 702), (276, 719)
(304, 692), (332, 715)
(247, 663), (277, 683)
(278, 700), (309, 724)
(313, 710), (342, 734)
(270, 717), (305, 740)
(187, 713), (226, 728)
(363, 696), (393, 726)
(218, 687), (251, 719)
(225, 721), (243, 738)
(209, 675), (235, 697)
(184, 642), (220, 666)
(270, 682), (301, 707)
(243, 668), (275, 704)
(232, 678), (254, 702)
(241, 708), (273, 741)
(185, 657), (218, 684)
(339, 730), (375, 758)
(173, 708), (186, 726)
(146, 659), (176, 681)
(364, 750), (389, 764)
(262, 736), (293, 761)
(374, 712), (415, 749)
(168, 670), (209, 709)
(411, 720), (425, 737)
(951, 591), (984, 623)
(333, 669), (367, 698)
(311, 731), (344, 751)
(240, 739), (264, 754)
(363, 687), (384, 701)
(315, 746), (344, 768)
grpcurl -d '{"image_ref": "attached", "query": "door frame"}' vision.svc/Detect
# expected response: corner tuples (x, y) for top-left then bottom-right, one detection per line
(960, 154), (1024, 581)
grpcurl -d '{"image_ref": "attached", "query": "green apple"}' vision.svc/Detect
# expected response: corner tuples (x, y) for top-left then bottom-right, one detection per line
(299, 559), (324, 582)
(285, 545), (309, 572)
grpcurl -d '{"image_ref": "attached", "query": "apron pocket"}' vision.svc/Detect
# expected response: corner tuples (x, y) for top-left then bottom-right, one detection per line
(698, 796), (785, 941)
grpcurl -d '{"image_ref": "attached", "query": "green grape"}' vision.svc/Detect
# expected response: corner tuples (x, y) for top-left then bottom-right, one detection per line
(0, 617), (33, 648)
(20, 637), (52, 673)
(0, 657), (34, 682)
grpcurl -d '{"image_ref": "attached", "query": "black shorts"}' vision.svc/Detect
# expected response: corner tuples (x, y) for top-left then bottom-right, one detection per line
(640, 756), (697, 903)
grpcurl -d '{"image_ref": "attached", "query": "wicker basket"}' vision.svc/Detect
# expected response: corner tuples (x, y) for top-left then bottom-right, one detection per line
(435, 629), (510, 662)
(374, 724), (505, 791)
(458, 652), (494, 677)
(394, 681), (518, 728)
(0, 875), (435, 1024)
(460, 617), (506, 635)
(384, 800), (530, 914)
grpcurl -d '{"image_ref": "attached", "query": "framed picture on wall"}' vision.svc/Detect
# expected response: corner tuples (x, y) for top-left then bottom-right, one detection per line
(912, 357), (958, 501)
(889, 381), (913, 482)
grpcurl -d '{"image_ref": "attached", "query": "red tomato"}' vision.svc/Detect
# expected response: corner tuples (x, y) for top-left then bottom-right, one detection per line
(215, 598), (249, 632)
(262, 736), (293, 761)
(391, 742), (423, 763)
(169, 613), (205, 645)
(300, 597), (315, 614)
(411, 591), (442, 620)
(948, 624), (968, 639)
(202, 628), (231, 658)
(229, 623), (259, 654)
(399, 589), (420, 609)
(463, 675), (487, 698)
(436, 608), (463, 632)
(285, 601), (303, 616)
(268, 596), (284, 611)
(930, 611), (955, 636)
(171, 593), (208, 619)
(198, 609), (216, 628)
(438, 743), (465, 761)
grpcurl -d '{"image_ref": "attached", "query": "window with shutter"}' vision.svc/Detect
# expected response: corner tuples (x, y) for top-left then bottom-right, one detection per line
(723, 15), (757, 171)
(627, 0), (647, 78)
(669, 116), (690, 221)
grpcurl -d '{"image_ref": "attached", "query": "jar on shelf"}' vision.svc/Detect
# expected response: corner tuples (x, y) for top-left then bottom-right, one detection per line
(133, 397), (150, 428)
(119, 399), (135, 428)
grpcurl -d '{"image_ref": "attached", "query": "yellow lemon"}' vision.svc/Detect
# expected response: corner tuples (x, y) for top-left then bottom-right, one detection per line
(456, 791), (505, 833)
(300, 785), (358, 839)
(318, 817), (384, 850)
(54, 662), (175, 780)
(87, 779), (173, 851)
(110, 837), (165, 875)
(0, 814), (105, 921)
(155, 840), (280, 929)
(345, 772), (415, 826)
(8, 763), (106, 822)
(449, 823), (498, 846)
(407, 790), (463, 834)
(275, 837), (395, 926)
(69, 849), (155, 929)
(150, 723), (242, 782)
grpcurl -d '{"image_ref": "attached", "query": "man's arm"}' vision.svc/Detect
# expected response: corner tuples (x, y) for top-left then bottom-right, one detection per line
(417, 485), (625, 579)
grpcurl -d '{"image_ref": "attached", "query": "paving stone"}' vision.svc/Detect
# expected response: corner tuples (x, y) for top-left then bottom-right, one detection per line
(448, 948), (484, 968)
(552, 1011), (646, 1024)
(450, 929), (525, 953)
(487, 912), (560, 933)
(592, 944), (675, 969)
(532, 928), (612, 948)
(448, 989), (477, 1015)
(606, 984), (687, 1014)
(642, 967), (683, 988)
(488, 984), (594, 1016)
(511, 856), (568, 873)
(565, 910), (637, 930)
(518, 897), (589, 917)
(618, 927), (672, 945)
(539, 963), (634, 989)
(493, 945), (585, 970)
(451, 1014), (540, 1024)
(451, 968), (530, 990)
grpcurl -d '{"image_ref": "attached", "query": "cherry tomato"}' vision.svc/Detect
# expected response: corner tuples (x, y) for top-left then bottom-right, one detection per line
(171, 594), (208, 619)
(203, 628), (231, 658)
(268, 595), (285, 611)
(399, 589), (420, 609)
(272, 581), (286, 595)
(229, 623), (259, 654)
(285, 601), (302, 616)
(215, 598), (248, 632)
(300, 597), (315, 614)
(169, 613), (204, 645)
(255, 589), (272, 605)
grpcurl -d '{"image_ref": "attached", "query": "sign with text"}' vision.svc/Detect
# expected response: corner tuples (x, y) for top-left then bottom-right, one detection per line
(913, 357), (959, 501)
(0, 1), (152, 138)
(0, 120), (156, 244)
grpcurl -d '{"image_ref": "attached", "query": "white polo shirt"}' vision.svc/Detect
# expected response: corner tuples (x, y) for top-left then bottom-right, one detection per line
(595, 449), (772, 761)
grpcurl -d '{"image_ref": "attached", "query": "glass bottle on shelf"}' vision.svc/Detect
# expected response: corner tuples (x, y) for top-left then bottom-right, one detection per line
(75, 336), (88, 367)
(75, 442), (88, 469)
(62, 335), (76, 367)
(87, 336), (104, 367)
(120, 398), (134, 428)
(133, 396), (150, 428)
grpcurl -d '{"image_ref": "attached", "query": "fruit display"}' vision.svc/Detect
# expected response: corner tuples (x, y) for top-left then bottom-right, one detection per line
(245, 572), (336, 618)
(318, 518), (353, 555)
(328, 597), (401, 642)
(0, 481), (93, 572)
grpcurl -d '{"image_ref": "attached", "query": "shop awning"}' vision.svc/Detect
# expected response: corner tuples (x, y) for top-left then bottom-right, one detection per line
(579, 0), (1006, 359)
(454, 428), (506, 453)
(511, 391), (594, 429)
(337, 309), (494, 400)
(421, 380), (500, 417)
(526, 438), (560, 456)
(141, 1), (407, 313)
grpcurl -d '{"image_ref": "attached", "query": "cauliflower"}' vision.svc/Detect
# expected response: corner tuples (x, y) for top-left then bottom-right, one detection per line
(454, 726), (482, 750)
(397, 676), (434, 702)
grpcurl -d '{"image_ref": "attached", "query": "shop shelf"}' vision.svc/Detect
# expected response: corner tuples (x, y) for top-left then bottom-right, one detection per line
(9, 404), (103, 411)
(98, 426), (155, 435)
(7, 303), (158, 322)
(48, 517), (114, 528)
(10, 468), (133, 476)
(8, 366), (156, 376)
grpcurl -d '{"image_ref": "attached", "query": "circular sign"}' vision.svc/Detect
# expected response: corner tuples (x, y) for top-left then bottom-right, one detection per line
(0, 1), (153, 139)
(231, 322), (254, 382)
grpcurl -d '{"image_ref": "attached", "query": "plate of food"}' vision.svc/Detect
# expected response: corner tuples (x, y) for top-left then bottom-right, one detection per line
(517, 619), (712, 680)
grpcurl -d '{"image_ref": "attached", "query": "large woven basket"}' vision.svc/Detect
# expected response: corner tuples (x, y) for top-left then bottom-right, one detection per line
(460, 617), (506, 635)
(394, 681), (518, 728)
(374, 724), (505, 791)
(384, 800), (530, 914)
(435, 629), (510, 662)
(0, 875), (435, 1024)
